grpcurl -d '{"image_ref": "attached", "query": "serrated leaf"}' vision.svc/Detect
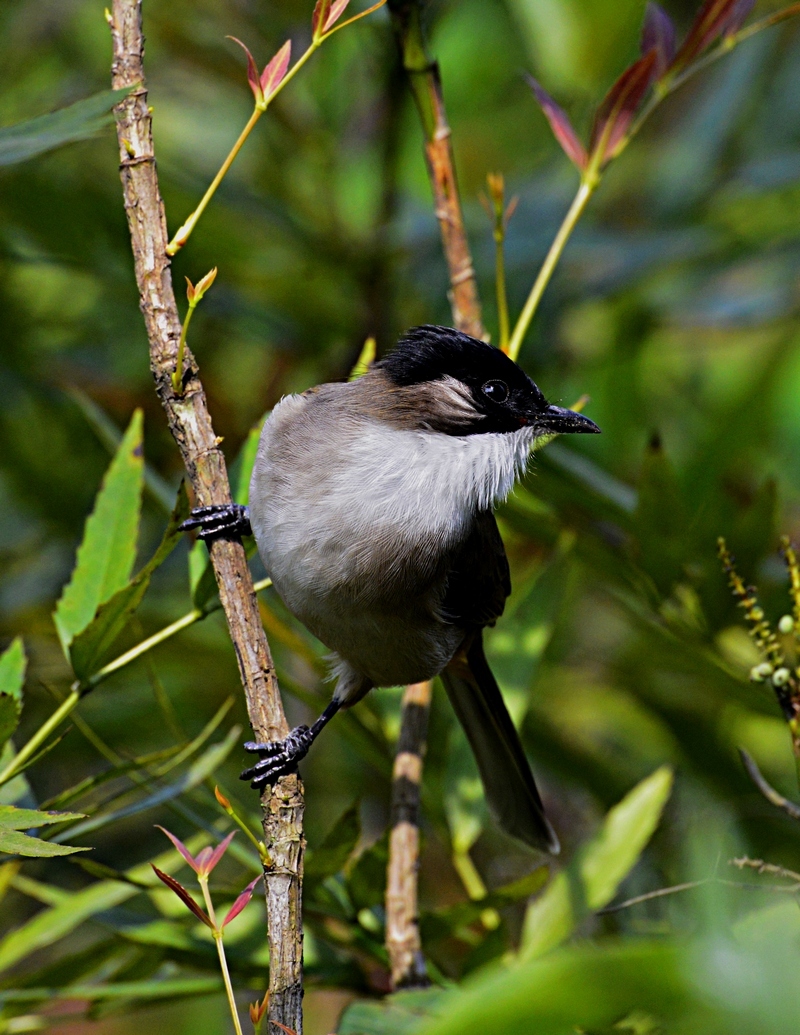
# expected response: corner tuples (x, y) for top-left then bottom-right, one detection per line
(590, 50), (657, 164)
(0, 638), (26, 752)
(527, 75), (587, 170)
(54, 410), (144, 654)
(0, 88), (131, 166)
(69, 482), (189, 680)
(520, 767), (673, 959)
(0, 805), (85, 830)
(260, 40), (292, 101)
(0, 830), (89, 858)
(641, 2), (676, 77)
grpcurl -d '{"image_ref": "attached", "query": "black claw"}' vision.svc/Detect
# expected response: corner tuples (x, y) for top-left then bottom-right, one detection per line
(240, 725), (313, 788)
(179, 504), (252, 542)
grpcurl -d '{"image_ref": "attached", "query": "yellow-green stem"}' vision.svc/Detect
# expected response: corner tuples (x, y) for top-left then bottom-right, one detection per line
(507, 178), (595, 362)
(166, 43), (320, 255)
(0, 688), (80, 787)
(171, 303), (196, 394)
(0, 578), (273, 788)
(495, 227), (510, 352)
(199, 877), (243, 1035)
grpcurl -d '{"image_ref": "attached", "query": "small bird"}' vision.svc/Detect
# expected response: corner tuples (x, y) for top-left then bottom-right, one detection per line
(182, 326), (599, 852)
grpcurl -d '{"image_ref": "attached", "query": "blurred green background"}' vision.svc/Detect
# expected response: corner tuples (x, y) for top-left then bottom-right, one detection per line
(3, 0), (800, 1032)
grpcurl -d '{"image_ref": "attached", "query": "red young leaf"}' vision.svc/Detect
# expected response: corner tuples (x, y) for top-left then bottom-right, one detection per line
(151, 866), (214, 929)
(526, 75), (587, 170)
(641, 2), (676, 77)
(312, 0), (331, 38)
(156, 825), (201, 874)
(260, 40), (292, 100)
(723, 0), (756, 35)
(198, 830), (236, 877)
(228, 36), (264, 104)
(323, 0), (352, 32)
(272, 1024), (298, 1035)
(222, 874), (263, 928)
(674, 0), (752, 68)
(589, 49), (657, 163)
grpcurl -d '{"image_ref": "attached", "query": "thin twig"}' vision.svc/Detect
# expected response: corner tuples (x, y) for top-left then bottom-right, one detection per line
(385, 681), (431, 988)
(739, 748), (800, 821)
(109, 3), (303, 1031)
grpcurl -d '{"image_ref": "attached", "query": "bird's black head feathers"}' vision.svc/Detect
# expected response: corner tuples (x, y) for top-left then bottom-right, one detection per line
(377, 325), (600, 437)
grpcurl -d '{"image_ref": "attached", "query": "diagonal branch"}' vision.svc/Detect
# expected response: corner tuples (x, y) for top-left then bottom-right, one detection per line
(388, 0), (484, 340)
(108, 3), (303, 1032)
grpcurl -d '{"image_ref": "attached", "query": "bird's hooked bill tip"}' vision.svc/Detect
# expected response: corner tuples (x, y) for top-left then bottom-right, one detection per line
(542, 404), (601, 435)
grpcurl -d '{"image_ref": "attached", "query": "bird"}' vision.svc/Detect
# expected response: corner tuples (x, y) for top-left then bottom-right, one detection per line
(181, 325), (600, 852)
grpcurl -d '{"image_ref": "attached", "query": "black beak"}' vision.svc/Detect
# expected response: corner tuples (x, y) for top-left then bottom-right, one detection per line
(540, 404), (601, 435)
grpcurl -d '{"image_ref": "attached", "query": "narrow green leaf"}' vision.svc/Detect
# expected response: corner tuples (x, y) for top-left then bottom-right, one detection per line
(189, 539), (218, 612)
(0, 88), (132, 166)
(0, 830), (89, 858)
(54, 410), (144, 654)
(234, 414), (267, 505)
(52, 725), (241, 842)
(0, 976), (222, 1005)
(0, 832), (210, 973)
(69, 483), (190, 680)
(69, 387), (175, 514)
(521, 767), (673, 960)
(580, 765), (674, 910)
(0, 805), (85, 830)
(0, 638), (26, 752)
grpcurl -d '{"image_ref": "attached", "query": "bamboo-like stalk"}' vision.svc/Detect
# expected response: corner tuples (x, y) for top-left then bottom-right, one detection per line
(385, 681), (431, 988)
(109, 4), (303, 1031)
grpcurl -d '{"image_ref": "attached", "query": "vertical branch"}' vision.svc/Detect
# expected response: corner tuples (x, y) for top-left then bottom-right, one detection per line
(385, 0), (485, 990)
(388, 0), (484, 339)
(108, 4), (304, 1032)
(385, 680), (431, 988)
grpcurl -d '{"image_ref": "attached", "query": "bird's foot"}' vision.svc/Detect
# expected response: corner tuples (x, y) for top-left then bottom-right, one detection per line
(240, 726), (313, 788)
(179, 504), (252, 542)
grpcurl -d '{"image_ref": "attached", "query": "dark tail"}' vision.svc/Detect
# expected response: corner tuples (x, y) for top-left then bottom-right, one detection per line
(440, 631), (559, 854)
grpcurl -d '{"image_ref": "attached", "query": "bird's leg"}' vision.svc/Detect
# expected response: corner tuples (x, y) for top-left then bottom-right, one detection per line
(240, 700), (341, 788)
(179, 504), (252, 541)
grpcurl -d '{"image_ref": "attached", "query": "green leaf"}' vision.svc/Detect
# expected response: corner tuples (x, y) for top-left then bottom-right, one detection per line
(520, 766), (673, 960)
(69, 482), (190, 680)
(0, 638), (26, 752)
(306, 803), (361, 881)
(0, 832), (210, 973)
(634, 438), (687, 595)
(415, 941), (697, 1035)
(52, 725), (241, 842)
(0, 88), (132, 166)
(189, 539), (218, 612)
(580, 765), (674, 910)
(0, 976), (223, 1006)
(0, 830), (89, 858)
(0, 804), (89, 858)
(233, 414), (267, 505)
(0, 805), (85, 830)
(339, 988), (446, 1035)
(54, 410), (144, 655)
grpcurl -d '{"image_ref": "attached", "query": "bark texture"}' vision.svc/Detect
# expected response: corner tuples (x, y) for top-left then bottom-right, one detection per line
(109, 4), (303, 1030)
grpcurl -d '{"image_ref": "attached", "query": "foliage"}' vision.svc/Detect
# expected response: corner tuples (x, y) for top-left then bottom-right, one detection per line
(2, 0), (800, 1032)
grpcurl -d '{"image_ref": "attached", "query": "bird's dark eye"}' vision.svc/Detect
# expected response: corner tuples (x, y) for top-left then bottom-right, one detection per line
(482, 380), (508, 403)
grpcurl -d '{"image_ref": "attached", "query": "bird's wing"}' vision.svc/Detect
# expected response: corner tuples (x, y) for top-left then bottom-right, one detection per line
(441, 631), (559, 853)
(440, 510), (510, 628)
